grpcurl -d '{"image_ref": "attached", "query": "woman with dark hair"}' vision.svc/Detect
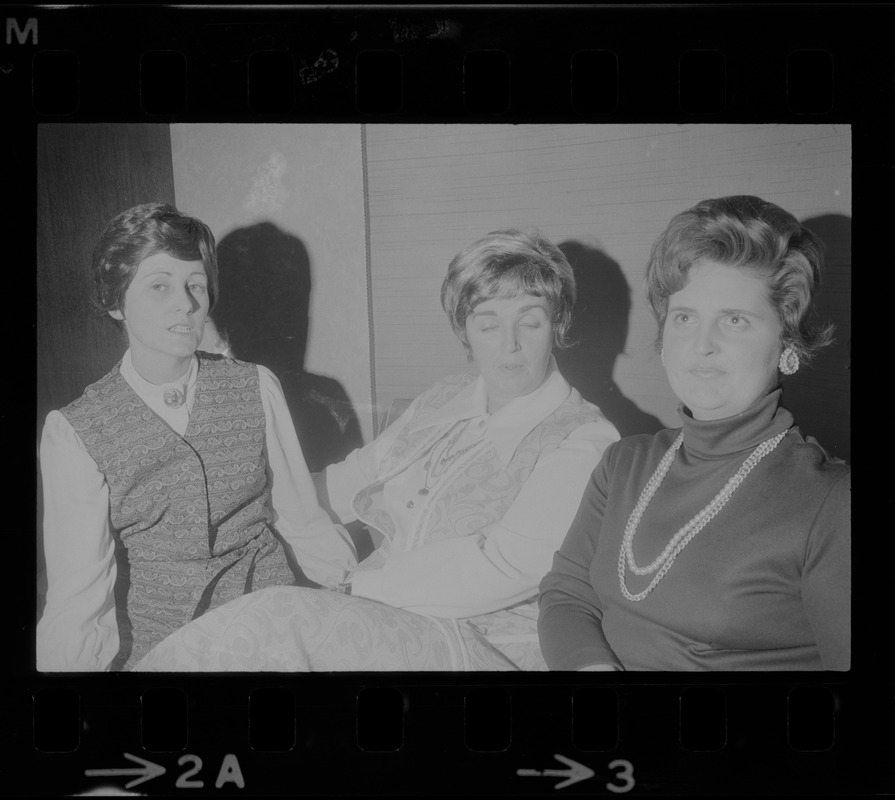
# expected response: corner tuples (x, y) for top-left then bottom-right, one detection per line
(538, 195), (850, 671)
(37, 203), (355, 671)
(134, 228), (620, 671)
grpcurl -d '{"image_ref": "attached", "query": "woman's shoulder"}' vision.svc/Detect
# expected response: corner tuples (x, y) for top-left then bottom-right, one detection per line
(544, 391), (620, 446)
(196, 351), (269, 383)
(602, 427), (682, 466)
(620, 427), (679, 449)
(43, 408), (76, 439)
(59, 363), (125, 418)
(370, 374), (476, 436)
(767, 430), (851, 533)
(412, 373), (477, 407)
(785, 427), (851, 485)
(421, 372), (477, 393)
(196, 350), (251, 369)
(562, 387), (618, 426)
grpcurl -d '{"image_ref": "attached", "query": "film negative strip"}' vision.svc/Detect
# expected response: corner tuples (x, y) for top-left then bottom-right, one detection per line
(5, 2), (888, 797)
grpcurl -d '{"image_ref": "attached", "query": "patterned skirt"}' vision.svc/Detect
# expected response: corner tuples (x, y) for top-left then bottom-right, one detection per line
(131, 586), (546, 672)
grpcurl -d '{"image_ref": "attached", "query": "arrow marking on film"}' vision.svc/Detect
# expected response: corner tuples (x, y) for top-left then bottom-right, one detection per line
(84, 752), (166, 789)
(517, 753), (595, 790)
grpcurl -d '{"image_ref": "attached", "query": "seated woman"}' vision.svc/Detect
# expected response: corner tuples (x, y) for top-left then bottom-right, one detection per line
(37, 203), (356, 671)
(134, 228), (620, 671)
(538, 195), (850, 671)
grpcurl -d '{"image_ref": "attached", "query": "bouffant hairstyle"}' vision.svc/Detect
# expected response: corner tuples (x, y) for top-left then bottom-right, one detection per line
(644, 195), (834, 363)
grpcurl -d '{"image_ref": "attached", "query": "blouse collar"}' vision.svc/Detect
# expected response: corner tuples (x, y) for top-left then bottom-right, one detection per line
(408, 356), (571, 469)
(677, 385), (794, 460)
(119, 349), (199, 409)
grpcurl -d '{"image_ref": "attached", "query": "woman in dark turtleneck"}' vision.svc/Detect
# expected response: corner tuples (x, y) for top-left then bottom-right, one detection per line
(538, 195), (850, 671)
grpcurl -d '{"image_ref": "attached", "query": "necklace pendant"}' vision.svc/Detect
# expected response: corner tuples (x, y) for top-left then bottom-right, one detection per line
(418, 488), (429, 496)
(163, 387), (185, 408)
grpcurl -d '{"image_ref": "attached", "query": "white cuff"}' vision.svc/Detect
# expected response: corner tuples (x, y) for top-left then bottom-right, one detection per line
(349, 568), (386, 604)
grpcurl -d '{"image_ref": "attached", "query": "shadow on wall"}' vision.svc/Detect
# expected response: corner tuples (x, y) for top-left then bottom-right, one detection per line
(781, 214), (851, 463)
(555, 240), (664, 439)
(210, 222), (364, 472)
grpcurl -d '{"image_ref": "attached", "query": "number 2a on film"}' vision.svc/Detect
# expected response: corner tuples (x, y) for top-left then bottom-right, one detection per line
(176, 754), (244, 790)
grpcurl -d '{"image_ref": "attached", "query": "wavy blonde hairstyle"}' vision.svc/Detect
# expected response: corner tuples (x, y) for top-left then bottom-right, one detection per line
(441, 228), (576, 353)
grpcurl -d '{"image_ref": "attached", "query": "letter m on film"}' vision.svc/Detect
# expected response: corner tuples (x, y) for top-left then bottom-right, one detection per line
(6, 18), (38, 45)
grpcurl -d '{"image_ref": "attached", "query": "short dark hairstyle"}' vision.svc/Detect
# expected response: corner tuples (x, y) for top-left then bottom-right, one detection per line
(441, 228), (576, 352)
(91, 202), (219, 315)
(644, 195), (834, 363)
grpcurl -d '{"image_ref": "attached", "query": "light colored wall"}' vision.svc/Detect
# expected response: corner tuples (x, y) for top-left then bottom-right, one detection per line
(170, 123), (374, 442)
(168, 124), (851, 459)
(364, 124), (850, 454)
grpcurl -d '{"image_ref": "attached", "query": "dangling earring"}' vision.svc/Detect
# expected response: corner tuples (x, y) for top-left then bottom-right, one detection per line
(778, 347), (800, 375)
(660, 348), (665, 367)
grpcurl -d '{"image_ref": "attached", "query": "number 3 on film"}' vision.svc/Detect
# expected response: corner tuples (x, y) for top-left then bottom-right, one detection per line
(606, 759), (635, 794)
(516, 755), (634, 793)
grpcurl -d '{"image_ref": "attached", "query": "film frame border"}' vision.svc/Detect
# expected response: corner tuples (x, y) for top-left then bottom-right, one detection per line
(6, 2), (887, 796)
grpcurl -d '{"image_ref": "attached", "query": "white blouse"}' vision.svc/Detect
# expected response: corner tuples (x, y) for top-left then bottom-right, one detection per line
(37, 350), (356, 672)
(325, 361), (621, 618)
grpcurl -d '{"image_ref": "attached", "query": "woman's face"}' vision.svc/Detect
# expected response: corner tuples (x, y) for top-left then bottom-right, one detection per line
(110, 251), (210, 381)
(465, 293), (554, 411)
(662, 260), (783, 421)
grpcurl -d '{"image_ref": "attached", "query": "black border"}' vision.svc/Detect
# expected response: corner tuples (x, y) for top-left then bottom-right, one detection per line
(8, 3), (886, 796)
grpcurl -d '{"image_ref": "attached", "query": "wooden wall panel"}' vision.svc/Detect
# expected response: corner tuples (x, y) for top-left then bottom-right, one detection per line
(37, 123), (176, 430)
(364, 124), (851, 460)
(168, 124), (372, 467)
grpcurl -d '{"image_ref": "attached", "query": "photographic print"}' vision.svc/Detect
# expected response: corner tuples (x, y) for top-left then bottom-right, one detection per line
(36, 122), (851, 674)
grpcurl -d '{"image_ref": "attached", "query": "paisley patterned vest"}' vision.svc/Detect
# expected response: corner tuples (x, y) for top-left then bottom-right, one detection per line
(352, 373), (605, 558)
(61, 353), (296, 669)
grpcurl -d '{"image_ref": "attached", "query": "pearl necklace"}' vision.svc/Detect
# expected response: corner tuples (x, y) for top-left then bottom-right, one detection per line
(617, 427), (789, 602)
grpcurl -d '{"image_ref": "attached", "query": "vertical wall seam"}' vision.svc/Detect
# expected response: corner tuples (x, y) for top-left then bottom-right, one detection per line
(361, 123), (378, 437)
(165, 123), (177, 207)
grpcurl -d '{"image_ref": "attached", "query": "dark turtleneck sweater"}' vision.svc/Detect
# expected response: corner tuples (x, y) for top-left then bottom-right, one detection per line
(538, 387), (850, 671)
